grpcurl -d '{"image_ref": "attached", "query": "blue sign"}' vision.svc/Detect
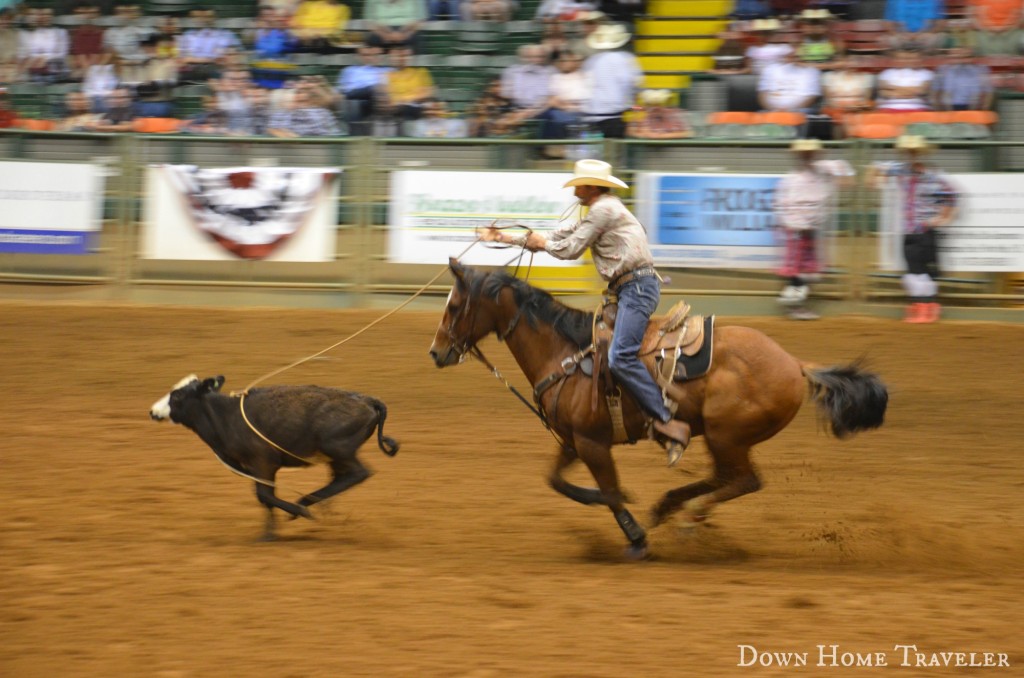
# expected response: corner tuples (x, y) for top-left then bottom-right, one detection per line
(0, 229), (94, 254)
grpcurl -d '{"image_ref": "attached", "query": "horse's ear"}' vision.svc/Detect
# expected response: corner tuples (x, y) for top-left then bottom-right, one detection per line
(449, 257), (465, 282)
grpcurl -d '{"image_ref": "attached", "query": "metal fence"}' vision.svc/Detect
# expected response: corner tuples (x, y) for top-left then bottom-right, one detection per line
(0, 130), (1022, 317)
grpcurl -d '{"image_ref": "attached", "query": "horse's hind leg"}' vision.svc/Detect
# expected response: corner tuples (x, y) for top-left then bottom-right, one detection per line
(683, 444), (762, 524)
(650, 479), (722, 527)
(297, 457), (371, 510)
(574, 435), (648, 559)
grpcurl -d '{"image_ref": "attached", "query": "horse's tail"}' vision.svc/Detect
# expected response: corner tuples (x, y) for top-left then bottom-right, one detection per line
(370, 399), (400, 457)
(802, 361), (888, 439)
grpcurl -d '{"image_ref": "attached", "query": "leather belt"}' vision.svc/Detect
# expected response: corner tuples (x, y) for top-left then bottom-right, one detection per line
(609, 266), (657, 292)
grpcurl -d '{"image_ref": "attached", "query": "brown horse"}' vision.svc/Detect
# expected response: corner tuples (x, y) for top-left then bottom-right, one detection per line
(429, 260), (888, 558)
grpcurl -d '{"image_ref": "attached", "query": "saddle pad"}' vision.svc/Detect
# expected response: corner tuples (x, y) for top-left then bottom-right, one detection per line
(660, 316), (715, 382)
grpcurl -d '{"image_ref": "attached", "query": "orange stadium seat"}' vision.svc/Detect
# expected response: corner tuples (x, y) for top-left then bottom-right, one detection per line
(949, 110), (998, 126)
(850, 122), (903, 139)
(758, 111), (806, 126)
(706, 111), (758, 125)
(901, 111), (951, 124)
(133, 117), (181, 134)
(16, 119), (55, 131)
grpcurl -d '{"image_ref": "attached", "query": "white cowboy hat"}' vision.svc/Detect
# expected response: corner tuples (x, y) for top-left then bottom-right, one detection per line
(896, 135), (932, 152)
(751, 18), (781, 31)
(799, 8), (833, 20)
(563, 159), (629, 190)
(640, 89), (672, 106)
(578, 10), (606, 22)
(790, 138), (822, 152)
(586, 23), (631, 51)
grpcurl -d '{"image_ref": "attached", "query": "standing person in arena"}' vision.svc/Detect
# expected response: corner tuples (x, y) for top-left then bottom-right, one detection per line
(480, 159), (692, 465)
(774, 138), (853, 320)
(580, 23), (642, 138)
(868, 135), (959, 323)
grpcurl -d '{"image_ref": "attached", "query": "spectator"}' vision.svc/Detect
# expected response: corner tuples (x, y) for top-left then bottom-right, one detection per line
(821, 58), (874, 133)
(467, 76), (516, 136)
(499, 44), (555, 132)
(710, 29), (748, 74)
(153, 16), (181, 58)
(568, 10), (605, 59)
(758, 48), (821, 113)
(54, 90), (102, 131)
(626, 88), (692, 139)
(68, 3), (105, 79)
(17, 7), (69, 83)
(744, 18), (793, 75)
(876, 47), (934, 113)
(178, 7), (240, 83)
(932, 47), (992, 110)
(180, 95), (228, 134)
(335, 42), (392, 124)
(291, 0), (350, 53)
(428, 0), (460, 20)
(538, 49), (588, 141)
(581, 23), (642, 138)
(406, 97), (468, 136)
(535, 0), (599, 19)
(730, 0), (771, 20)
(92, 87), (136, 131)
(365, 0), (426, 53)
(0, 10), (20, 83)
(971, 0), (1022, 32)
(123, 35), (178, 118)
(885, 0), (943, 34)
(539, 16), (572, 61)
(82, 51), (119, 112)
(268, 83), (342, 136)
(381, 45), (434, 121)
(774, 138), (854, 320)
(213, 68), (254, 133)
(868, 135), (959, 323)
(795, 9), (841, 68)
(598, 0), (646, 26)
(467, 0), (520, 20)
(0, 86), (17, 127)
(249, 9), (298, 89)
(103, 4), (149, 66)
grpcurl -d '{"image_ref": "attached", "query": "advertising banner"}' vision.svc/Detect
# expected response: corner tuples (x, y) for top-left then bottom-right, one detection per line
(879, 172), (1024, 272)
(388, 170), (583, 267)
(0, 161), (104, 254)
(142, 165), (339, 261)
(635, 173), (785, 269)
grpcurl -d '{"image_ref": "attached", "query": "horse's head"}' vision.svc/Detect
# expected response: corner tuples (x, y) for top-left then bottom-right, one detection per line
(429, 259), (498, 368)
(149, 374), (225, 422)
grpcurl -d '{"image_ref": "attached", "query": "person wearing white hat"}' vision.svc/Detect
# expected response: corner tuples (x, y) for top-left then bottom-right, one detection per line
(580, 23), (643, 138)
(774, 138), (854, 320)
(868, 136), (959, 323)
(482, 159), (692, 458)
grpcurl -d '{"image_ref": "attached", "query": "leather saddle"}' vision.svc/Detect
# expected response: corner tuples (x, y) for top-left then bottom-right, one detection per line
(595, 300), (709, 366)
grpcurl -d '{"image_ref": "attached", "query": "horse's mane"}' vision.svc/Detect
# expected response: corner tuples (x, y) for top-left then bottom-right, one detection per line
(474, 270), (594, 348)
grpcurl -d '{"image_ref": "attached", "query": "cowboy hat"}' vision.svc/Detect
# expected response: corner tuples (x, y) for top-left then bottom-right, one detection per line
(578, 10), (606, 22)
(751, 18), (781, 31)
(896, 135), (931, 151)
(790, 138), (822, 152)
(640, 89), (672, 106)
(563, 159), (629, 190)
(586, 23), (631, 50)
(799, 9), (833, 20)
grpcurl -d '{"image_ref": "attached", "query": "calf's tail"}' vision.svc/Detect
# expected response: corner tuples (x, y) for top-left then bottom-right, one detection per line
(371, 399), (400, 457)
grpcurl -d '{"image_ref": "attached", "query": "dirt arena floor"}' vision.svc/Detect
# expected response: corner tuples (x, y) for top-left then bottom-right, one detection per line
(2, 301), (1022, 677)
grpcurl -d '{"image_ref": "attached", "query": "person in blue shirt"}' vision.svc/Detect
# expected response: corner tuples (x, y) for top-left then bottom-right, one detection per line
(335, 42), (393, 124)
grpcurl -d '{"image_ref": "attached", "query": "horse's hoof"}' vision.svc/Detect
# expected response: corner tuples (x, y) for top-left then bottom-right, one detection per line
(625, 543), (650, 561)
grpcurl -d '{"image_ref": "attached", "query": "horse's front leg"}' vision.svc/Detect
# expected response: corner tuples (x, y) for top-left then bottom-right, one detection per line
(574, 434), (648, 560)
(548, 443), (607, 506)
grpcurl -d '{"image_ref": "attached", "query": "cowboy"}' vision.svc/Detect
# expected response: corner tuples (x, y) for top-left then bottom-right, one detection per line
(482, 159), (691, 464)
(868, 135), (959, 323)
(580, 23), (642, 138)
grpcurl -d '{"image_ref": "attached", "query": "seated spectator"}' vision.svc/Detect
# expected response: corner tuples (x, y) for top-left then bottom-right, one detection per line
(82, 52), (119, 112)
(539, 14), (573, 61)
(581, 22), (642, 138)
(18, 7), (69, 83)
(745, 18), (793, 75)
(103, 4), (150, 66)
(972, 0), (1022, 33)
(382, 45), (434, 121)
(68, 3), (106, 80)
(291, 0), (350, 53)
(365, 0), (426, 53)
(626, 88), (692, 139)
(92, 87), (137, 132)
(123, 36), (178, 118)
(821, 57), (873, 130)
(180, 95), (228, 134)
(0, 10), (17, 83)
(538, 49), (588, 139)
(710, 29), (749, 74)
(428, 0), (460, 20)
(938, 19), (978, 51)
(406, 98), (469, 137)
(249, 9), (299, 89)
(153, 16), (181, 58)
(462, 0), (518, 21)
(212, 68), (254, 133)
(886, 0), (943, 33)
(795, 9), (841, 68)
(335, 42), (392, 123)
(876, 47), (934, 112)
(467, 76), (516, 136)
(54, 91), (102, 131)
(501, 44), (555, 118)
(758, 48), (821, 113)
(268, 82), (342, 136)
(177, 7), (240, 83)
(932, 47), (993, 110)
(567, 10), (605, 59)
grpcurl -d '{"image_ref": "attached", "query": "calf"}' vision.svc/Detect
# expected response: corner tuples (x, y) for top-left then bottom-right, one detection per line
(150, 375), (399, 540)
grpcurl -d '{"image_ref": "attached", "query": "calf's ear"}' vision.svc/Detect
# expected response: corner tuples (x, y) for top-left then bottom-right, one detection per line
(202, 376), (226, 392)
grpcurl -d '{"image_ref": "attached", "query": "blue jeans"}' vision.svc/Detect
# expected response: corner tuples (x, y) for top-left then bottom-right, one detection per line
(608, 275), (671, 422)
